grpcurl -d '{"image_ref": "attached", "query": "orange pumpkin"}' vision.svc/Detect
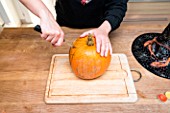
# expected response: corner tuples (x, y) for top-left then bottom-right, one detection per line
(69, 34), (111, 80)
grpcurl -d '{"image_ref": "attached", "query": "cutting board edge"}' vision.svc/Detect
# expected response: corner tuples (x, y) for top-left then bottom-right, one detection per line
(45, 53), (138, 104)
(44, 93), (138, 104)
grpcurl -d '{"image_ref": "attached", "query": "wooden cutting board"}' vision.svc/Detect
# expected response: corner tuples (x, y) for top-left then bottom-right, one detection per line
(45, 54), (138, 104)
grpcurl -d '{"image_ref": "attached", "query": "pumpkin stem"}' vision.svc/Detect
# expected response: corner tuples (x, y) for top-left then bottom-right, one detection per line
(87, 34), (94, 46)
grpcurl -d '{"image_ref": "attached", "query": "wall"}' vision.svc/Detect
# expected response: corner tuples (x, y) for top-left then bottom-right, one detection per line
(125, 2), (170, 22)
(0, 0), (56, 27)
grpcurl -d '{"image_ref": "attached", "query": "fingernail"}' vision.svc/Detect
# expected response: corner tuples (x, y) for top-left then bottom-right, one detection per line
(80, 34), (84, 37)
(97, 48), (100, 53)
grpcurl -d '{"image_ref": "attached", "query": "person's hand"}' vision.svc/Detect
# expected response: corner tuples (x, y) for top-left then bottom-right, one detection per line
(19, 0), (64, 46)
(40, 16), (64, 47)
(80, 29), (112, 57)
(80, 21), (112, 57)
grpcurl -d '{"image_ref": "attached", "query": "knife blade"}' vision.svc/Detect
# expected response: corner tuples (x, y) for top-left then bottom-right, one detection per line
(34, 25), (72, 47)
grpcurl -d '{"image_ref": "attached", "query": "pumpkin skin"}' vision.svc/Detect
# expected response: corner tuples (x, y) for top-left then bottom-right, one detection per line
(69, 34), (111, 80)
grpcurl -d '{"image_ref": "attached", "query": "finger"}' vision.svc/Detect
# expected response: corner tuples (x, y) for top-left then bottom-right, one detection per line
(109, 43), (112, 55)
(54, 32), (64, 46)
(96, 39), (101, 53)
(80, 31), (93, 37)
(46, 34), (55, 42)
(52, 30), (63, 43)
(104, 43), (109, 57)
(54, 37), (64, 46)
(100, 42), (106, 57)
(51, 35), (60, 44)
(41, 33), (48, 40)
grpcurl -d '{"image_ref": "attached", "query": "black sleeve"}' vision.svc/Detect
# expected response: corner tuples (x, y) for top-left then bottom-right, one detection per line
(104, 0), (128, 31)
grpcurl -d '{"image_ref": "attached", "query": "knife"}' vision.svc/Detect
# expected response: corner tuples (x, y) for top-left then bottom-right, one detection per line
(34, 25), (72, 47)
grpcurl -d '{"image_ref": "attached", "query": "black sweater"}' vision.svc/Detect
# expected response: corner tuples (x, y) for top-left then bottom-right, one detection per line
(55, 0), (128, 31)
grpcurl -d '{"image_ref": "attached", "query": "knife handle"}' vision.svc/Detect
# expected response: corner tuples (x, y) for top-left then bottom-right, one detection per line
(34, 25), (42, 33)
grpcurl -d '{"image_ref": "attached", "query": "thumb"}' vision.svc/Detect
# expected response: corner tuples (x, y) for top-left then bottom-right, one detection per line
(80, 30), (94, 37)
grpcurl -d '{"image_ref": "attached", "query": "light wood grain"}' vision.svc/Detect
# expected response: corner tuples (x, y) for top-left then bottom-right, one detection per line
(127, 2), (170, 15)
(45, 54), (137, 104)
(0, 21), (170, 113)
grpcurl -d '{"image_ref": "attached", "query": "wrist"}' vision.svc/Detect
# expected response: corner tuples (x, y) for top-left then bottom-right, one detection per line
(99, 20), (112, 34)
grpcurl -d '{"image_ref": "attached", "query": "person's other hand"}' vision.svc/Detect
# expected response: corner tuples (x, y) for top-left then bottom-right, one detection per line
(40, 16), (64, 47)
(80, 23), (112, 57)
